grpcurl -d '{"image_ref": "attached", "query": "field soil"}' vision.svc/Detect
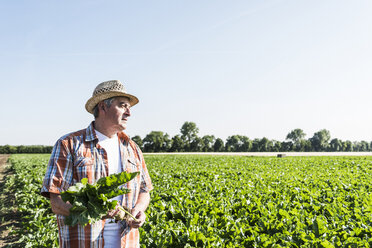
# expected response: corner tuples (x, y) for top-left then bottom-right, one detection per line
(0, 155), (9, 187)
(0, 155), (22, 248)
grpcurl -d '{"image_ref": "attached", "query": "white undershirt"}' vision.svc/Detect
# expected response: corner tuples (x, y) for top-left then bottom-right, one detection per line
(96, 130), (123, 247)
(95, 130), (122, 176)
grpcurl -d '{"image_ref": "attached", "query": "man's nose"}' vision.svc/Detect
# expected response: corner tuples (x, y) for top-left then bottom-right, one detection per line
(125, 107), (131, 116)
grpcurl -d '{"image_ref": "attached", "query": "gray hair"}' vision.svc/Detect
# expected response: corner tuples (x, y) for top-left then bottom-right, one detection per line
(93, 97), (116, 118)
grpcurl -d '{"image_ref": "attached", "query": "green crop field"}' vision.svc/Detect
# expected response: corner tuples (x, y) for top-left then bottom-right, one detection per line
(3, 154), (372, 247)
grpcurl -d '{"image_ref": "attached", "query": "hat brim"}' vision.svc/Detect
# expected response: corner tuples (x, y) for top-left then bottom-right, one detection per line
(85, 91), (139, 114)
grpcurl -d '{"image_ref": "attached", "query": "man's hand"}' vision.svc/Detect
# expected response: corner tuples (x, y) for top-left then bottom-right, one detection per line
(103, 204), (120, 219)
(127, 192), (150, 228)
(50, 193), (73, 216)
(128, 208), (146, 228)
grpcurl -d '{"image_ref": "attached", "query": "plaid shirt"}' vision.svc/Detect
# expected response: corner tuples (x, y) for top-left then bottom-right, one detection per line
(41, 122), (153, 248)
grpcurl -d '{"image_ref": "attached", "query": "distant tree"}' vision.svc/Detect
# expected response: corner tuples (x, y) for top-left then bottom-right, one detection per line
(364, 141), (372, 151)
(286, 128), (306, 151)
(44, 146), (53, 153)
(1, 145), (9, 154)
(280, 141), (293, 152)
(132, 135), (143, 150)
(298, 140), (312, 152)
(143, 131), (170, 152)
(258, 137), (270, 152)
(201, 135), (215, 152)
(190, 137), (203, 152)
(0, 145), (53, 154)
(213, 138), (224, 152)
(267, 140), (278, 152)
(329, 138), (343, 152)
(286, 129), (306, 151)
(353, 141), (369, 152)
(271, 140), (281, 152)
(170, 135), (184, 152)
(10, 145), (17, 154)
(310, 129), (331, 151)
(17, 145), (25, 153)
(342, 140), (353, 151)
(251, 138), (261, 152)
(239, 136), (252, 152)
(225, 135), (242, 152)
(180, 122), (199, 151)
(163, 134), (172, 151)
(2, 145), (17, 154)
(223, 135), (252, 152)
(362, 140), (371, 151)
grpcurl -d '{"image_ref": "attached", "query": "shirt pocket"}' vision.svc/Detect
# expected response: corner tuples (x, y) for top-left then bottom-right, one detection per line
(74, 157), (94, 166)
(125, 158), (141, 205)
(73, 157), (95, 183)
(127, 157), (141, 173)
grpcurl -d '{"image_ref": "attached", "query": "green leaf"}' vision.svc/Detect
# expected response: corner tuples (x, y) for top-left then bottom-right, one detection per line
(97, 171), (139, 190)
(61, 171), (138, 226)
(81, 178), (88, 185)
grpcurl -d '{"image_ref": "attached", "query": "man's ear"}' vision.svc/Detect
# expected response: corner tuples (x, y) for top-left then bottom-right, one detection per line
(98, 102), (106, 113)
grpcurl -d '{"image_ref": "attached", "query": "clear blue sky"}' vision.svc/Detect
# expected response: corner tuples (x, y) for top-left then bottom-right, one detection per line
(1, 0), (372, 145)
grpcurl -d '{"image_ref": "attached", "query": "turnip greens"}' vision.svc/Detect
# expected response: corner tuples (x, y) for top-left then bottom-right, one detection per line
(61, 171), (139, 226)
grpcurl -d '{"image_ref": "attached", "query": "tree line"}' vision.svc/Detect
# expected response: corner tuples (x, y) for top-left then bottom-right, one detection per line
(0, 145), (53, 154)
(1, 122), (371, 154)
(132, 122), (372, 153)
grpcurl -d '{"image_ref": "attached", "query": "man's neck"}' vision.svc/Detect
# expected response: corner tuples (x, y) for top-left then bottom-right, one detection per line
(94, 120), (117, 138)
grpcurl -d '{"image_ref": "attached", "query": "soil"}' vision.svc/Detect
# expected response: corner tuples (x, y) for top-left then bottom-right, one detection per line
(0, 155), (22, 248)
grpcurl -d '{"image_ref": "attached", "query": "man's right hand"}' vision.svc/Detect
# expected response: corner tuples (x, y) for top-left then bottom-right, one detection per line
(50, 193), (73, 216)
(103, 205), (121, 219)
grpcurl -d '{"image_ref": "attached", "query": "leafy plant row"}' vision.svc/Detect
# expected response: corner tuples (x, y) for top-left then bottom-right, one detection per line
(4, 155), (58, 247)
(4, 154), (372, 247)
(141, 155), (372, 247)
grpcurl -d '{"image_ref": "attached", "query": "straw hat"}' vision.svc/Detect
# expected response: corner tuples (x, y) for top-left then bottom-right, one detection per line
(85, 80), (139, 114)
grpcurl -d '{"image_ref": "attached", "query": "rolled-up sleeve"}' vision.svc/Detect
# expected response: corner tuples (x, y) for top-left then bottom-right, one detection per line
(41, 138), (74, 198)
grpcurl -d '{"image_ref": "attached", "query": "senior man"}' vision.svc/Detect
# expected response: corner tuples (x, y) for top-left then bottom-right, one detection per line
(41, 80), (153, 248)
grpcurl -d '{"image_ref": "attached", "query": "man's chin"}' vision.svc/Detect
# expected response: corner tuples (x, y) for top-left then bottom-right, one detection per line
(113, 124), (126, 132)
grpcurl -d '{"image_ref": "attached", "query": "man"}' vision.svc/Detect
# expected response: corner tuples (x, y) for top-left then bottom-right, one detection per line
(41, 80), (153, 248)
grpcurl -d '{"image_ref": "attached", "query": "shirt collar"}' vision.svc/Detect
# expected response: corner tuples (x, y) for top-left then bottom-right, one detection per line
(118, 131), (130, 143)
(85, 121), (98, 142)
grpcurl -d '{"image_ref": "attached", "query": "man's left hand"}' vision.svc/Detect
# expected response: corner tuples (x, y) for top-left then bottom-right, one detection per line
(128, 208), (146, 228)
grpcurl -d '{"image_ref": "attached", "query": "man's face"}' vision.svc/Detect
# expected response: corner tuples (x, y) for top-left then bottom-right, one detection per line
(104, 97), (131, 131)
